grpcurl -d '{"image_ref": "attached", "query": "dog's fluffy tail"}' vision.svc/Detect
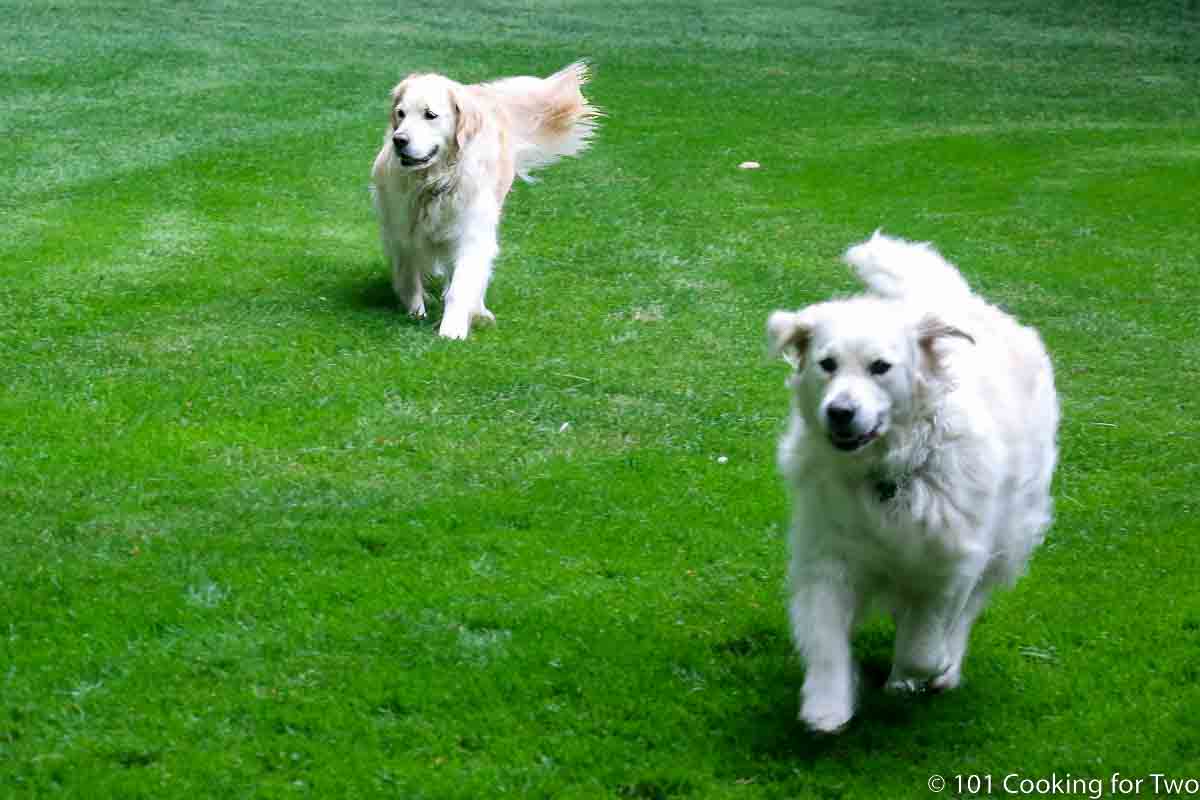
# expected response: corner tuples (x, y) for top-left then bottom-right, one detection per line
(487, 61), (601, 180)
(844, 231), (973, 303)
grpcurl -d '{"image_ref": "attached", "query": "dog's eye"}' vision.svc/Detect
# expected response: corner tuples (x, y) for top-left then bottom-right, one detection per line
(818, 357), (837, 373)
(424, 109), (438, 120)
(869, 359), (892, 376)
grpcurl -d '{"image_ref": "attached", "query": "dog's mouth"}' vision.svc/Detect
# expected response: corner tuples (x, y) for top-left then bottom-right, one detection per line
(830, 424), (883, 453)
(398, 146), (439, 168)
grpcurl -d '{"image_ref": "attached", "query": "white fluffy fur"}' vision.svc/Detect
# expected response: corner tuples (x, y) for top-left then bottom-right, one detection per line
(768, 231), (1059, 733)
(370, 63), (599, 339)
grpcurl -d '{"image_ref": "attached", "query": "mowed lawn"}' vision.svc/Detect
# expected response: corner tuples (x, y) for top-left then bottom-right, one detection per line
(2, 0), (1199, 797)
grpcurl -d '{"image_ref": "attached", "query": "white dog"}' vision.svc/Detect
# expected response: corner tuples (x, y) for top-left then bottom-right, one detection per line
(768, 232), (1059, 733)
(370, 62), (599, 339)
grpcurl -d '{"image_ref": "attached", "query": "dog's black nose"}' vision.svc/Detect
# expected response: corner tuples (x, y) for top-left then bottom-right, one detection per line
(827, 404), (856, 428)
(392, 133), (409, 150)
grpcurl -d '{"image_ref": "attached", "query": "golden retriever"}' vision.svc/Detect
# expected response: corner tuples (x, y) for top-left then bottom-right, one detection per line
(769, 232), (1059, 732)
(370, 62), (600, 339)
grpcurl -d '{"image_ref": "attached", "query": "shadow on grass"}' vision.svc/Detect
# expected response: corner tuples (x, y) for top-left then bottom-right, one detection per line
(350, 274), (399, 312)
(716, 625), (1012, 773)
(325, 267), (443, 332)
(740, 681), (933, 760)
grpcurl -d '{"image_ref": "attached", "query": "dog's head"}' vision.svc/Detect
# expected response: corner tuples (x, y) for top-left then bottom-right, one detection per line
(769, 300), (973, 455)
(386, 74), (483, 171)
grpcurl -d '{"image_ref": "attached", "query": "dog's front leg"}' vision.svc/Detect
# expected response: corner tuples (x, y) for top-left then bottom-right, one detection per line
(790, 570), (859, 733)
(928, 583), (993, 692)
(391, 251), (428, 319)
(887, 571), (980, 693)
(373, 185), (428, 320)
(439, 230), (498, 340)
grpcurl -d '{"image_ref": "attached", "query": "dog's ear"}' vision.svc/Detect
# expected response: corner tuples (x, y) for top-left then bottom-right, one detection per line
(768, 309), (815, 369)
(917, 313), (975, 374)
(452, 86), (483, 150)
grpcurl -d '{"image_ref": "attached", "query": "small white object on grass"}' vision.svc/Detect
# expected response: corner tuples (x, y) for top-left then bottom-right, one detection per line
(738, 161), (760, 170)
(717, 455), (729, 464)
(559, 422), (571, 433)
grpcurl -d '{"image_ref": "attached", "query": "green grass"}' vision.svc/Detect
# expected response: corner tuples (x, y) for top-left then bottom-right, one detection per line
(2, 0), (1199, 796)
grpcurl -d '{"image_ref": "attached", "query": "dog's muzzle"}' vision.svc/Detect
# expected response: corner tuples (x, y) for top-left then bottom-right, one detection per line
(826, 403), (882, 452)
(394, 137), (439, 168)
(829, 424), (882, 452)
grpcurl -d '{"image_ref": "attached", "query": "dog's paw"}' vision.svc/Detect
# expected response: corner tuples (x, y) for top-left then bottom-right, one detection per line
(475, 307), (496, 327)
(406, 301), (427, 320)
(884, 676), (926, 695)
(799, 698), (853, 734)
(928, 664), (962, 693)
(438, 313), (471, 340)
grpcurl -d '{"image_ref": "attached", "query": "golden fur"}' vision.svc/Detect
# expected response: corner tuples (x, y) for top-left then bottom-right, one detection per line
(370, 63), (600, 338)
